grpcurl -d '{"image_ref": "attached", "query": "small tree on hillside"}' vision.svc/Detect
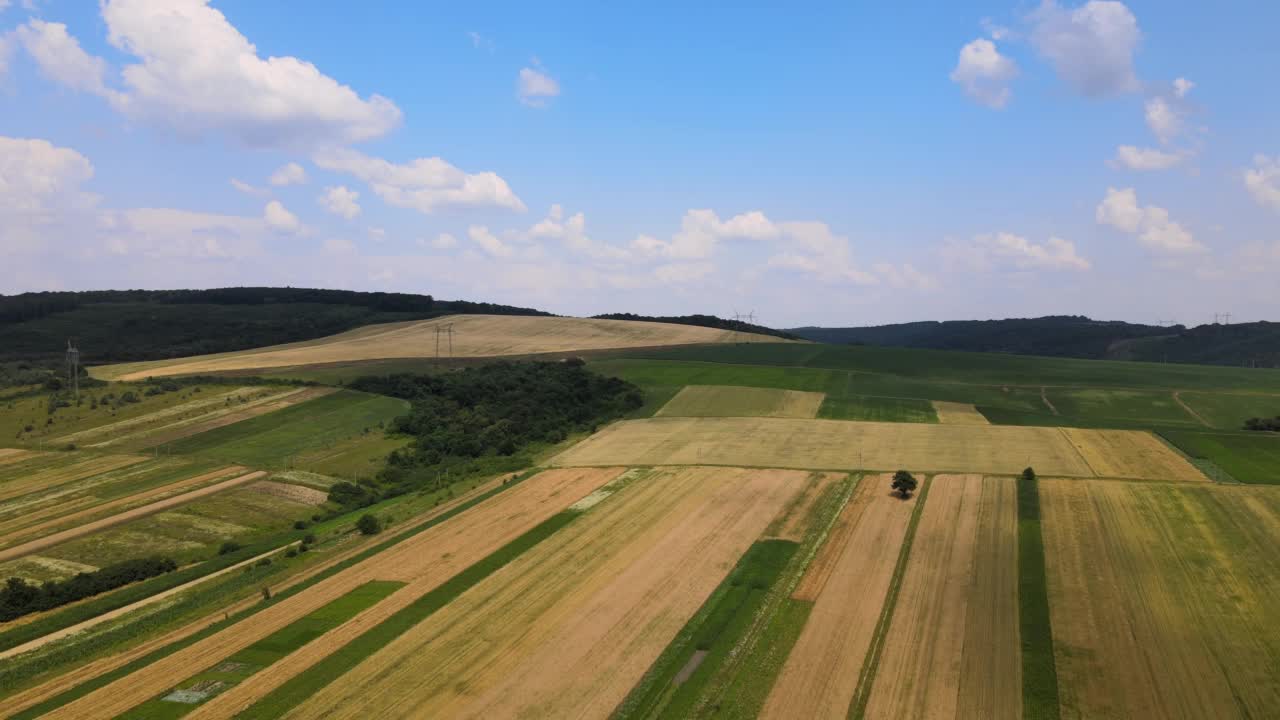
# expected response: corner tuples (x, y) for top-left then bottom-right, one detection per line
(891, 470), (918, 499)
(357, 513), (382, 536)
(1022, 466), (1037, 483)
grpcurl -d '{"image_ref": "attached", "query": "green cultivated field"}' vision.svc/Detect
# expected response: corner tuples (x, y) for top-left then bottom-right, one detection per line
(159, 390), (408, 468)
(818, 394), (937, 423)
(1161, 431), (1280, 485)
(1043, 388), (1201, 427)
(1177, 391), (1280, 429)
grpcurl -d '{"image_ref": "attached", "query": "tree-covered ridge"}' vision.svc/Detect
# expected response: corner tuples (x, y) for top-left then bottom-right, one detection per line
(0, 287), (549, 367)
(343, 362), (641, 502)
(593, 313), (802, 341)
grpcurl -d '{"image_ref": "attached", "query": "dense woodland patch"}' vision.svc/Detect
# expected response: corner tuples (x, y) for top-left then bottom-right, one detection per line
(593, 312), (802, 341)
(337, 362), (642, 506)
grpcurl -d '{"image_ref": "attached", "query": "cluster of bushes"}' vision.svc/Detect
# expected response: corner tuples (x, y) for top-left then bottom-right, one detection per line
(0, 556), (177, 621)
(1244, 416), (1280, 432)
(335, 362), (642, 507)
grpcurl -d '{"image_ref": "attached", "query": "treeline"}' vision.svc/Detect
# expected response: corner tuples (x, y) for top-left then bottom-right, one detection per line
(338, 361), (642, 506)
(1, 556), (177, 621)
(593, 313), (801, 341)
(0, 287), (550, 369)
(1244, 416), (1280, 432)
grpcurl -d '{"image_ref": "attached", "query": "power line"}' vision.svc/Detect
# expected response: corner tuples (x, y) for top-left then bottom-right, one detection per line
(66, 339), (80, 405)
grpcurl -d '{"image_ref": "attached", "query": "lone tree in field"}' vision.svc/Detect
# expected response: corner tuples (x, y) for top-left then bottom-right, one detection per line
(891, 470), (918, 499)
(1022, 466), (1037, 482)
(357, 513), (382, 536)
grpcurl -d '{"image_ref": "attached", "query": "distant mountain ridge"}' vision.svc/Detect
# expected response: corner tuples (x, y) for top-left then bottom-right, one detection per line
(788, 316), (1280, 368)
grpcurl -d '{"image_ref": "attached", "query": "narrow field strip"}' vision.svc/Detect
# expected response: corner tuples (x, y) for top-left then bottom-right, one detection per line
(0, 448), (40, 465)
(0, 470), (266, 564)
(759, 473), (919, 720)
(52, 387), (282, 447)
(32, 467), (623, 720)
(0, 454), (150, 502)
(847, 475), (933, 720)
(0, 472), (509, 718)
(862, 475), (1009, 719)
(1017, 473), (1060, 720)
(0, 465), (245, 551)
(614, 540), (799, 719)
(271, 467), (800, 720)
(1042, 481), (1280, 719)
(932, 401), (991, 425)
(656, 385), (825, 419)
(103, 388), (337, 452)
(124, 580), (405, 719)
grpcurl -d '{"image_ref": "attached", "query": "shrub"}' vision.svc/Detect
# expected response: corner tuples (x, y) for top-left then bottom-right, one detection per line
(218, 541), (242, 556)
(357, 514), (382, 535)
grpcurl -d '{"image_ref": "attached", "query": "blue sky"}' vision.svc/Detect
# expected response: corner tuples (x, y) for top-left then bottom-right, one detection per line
(1, 1), (1277, 327)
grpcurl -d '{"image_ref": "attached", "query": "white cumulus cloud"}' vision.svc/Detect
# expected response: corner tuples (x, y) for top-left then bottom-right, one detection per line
(263, 200), (300, 234)
(950, 38), (1018, 108)
(0, 135), (97, 213)
(13, 20), (121, 101)
(1244, 155), (1280, 211)
(631, 209), (780, 260)
(468, 225), (514, 258)
(97, 0), (401, 148)
(269, 162), (307, 186)
(944, 232), (1091, 271)
(318, 185), (360, 219)
(1029, 0), (1141, 97)
(1111, 145), (1182, 171)
(1096, 187), (1203, 253)
(313, 147), (525, 214)
(229, 178), (269, 197)
(517, 66), (560, 107)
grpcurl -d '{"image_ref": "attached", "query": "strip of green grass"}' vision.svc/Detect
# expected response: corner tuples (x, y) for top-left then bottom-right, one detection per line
(615, 540), (798, 719)
(7, 469), (540, 719)
(818, 394), (937, 423)
(122, 580), (403, 719)
(847, 476), (932, 720)
(159, 390), (407, 469)
(236, 509), (585, 720)
(633, 474), (856, 720)
(1017, 474), (1061, 720)
(1160, 430), (1280, 485)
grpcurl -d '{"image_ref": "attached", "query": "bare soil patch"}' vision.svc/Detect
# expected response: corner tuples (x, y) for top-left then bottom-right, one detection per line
(932, 401), (991, 425)
(246, 481), (329, 506)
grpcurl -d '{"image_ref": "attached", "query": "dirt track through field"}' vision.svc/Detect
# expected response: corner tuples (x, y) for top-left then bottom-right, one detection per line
(267, 468), (798, 720)
(0, 466), (245, 550)
(0, 475), (507, 718)
(39, 467), (622, 720)
(932, 401), (991, 425)
(555, 416), (1109, 477)
(761, 473), (917, 720)
(1042, 480), (1280, 719)
(864, 474), (1020, 719)
(102, 315), (783, 381)
(0, 470), (265, 564)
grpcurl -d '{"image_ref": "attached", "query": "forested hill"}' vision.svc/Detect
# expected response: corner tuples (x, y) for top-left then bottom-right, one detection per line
(0, 288), (547, 366)
(593, 313), (802, 341)
(788, 316), (1280, 368)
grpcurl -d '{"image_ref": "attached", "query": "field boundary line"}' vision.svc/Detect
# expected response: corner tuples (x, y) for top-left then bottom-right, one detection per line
(846, 474), (933, 720)
(1040, 387), (1060, 415)
(1171, 391), (1212, 427)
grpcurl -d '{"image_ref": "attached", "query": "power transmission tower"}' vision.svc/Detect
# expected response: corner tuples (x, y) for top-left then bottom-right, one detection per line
(446, 324), (455, 359)
(65, 339), (80, 405)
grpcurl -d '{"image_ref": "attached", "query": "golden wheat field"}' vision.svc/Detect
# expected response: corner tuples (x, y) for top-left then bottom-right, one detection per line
(96, 315), (784, 380)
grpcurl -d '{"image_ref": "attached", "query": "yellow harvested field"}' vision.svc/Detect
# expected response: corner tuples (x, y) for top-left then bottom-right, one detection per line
(553, 416), (1124, 477)
(42, 466), (624, 720)
(1060, 427), (1206, 481)
(97, 315), (784, 380)
(0, 448), (39, 466)
(277, 467), (802, 720)
(0, 465), (245, 549)
(656, 385), (826, 418)
(762, 473), (917, 719)
(932, 400), (990, 425)
(864, 474), (1021, 719)
(0, 469), (265, 564)
(0, 454), (149, 503)
(1042, 480), (1280, 720)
